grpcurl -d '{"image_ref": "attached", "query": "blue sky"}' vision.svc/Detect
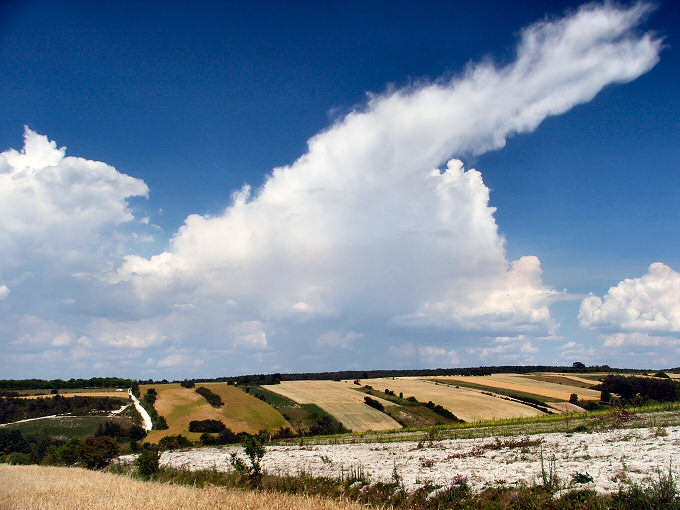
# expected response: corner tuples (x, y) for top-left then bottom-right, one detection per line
(1, 0), (679, 379)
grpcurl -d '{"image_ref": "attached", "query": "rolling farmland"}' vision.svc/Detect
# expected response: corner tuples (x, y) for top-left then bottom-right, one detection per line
(141, 383), (290, 443)
(433, 373), (602, 401)
(264, 380), (401, 432)
(352, 378), (545, 422)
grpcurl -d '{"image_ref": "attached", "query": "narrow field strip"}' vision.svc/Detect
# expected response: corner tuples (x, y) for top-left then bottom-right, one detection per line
(0, 465), (365, 510)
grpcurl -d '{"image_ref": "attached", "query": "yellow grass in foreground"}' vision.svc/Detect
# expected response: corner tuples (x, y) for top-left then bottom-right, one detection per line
(142, 383), (289, 443)
(355, 378), (544, 422)
(266, 380), (401, 432)
(0, 465), (365, 510)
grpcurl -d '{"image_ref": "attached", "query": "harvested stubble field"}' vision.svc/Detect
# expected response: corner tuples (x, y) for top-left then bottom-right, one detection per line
(354, 377), (545, 422)
(435, 373), (602, 401)
(265, 380), (401, 432)
(0, 465), (365, 510)
(142, 383), (289, 443)
(523, 373), (601, 389)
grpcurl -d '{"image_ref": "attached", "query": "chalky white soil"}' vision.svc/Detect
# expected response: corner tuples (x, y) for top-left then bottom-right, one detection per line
(154, 425), (680, 494)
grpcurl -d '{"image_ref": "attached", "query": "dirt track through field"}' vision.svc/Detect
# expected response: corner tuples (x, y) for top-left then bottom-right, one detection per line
(265, 381), (401, 432)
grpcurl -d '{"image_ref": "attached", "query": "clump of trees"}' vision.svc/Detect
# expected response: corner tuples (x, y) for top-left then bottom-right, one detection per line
(364, 396), (385, 412)
(139, 388), (168, 430)
(0, 377), (132, 392)
(188, 419), (226, 433)
(195, 386), (224, 407)
(595, 375), (679, 404)
(0, 395), (127, 424)
(180, 380), (195, 388)
(0, 425), (124, 469)
(423, 400), (463, 422)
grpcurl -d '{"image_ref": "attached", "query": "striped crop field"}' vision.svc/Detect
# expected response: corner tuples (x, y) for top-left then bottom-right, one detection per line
(141, 383), (290, 443)
(264, 380), (401, 433)
(433, 373), (602, 401)
(353, 378), (545, 422)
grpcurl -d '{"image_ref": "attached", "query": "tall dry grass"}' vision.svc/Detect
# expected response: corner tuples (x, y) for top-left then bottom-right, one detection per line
(0, 465), (366, 510)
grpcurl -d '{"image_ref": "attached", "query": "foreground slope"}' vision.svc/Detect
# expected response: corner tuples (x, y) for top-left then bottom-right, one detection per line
(0, 465), (365, 510)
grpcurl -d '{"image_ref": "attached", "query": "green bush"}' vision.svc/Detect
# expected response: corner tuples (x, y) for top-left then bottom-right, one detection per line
(364, 396), (384, 412)
(137, 446), (160, 478)
(157, 434), (192, 450)
(195, 387), (224, 407)
(78, 436), (119, 469)
(189, 419), (226, 433)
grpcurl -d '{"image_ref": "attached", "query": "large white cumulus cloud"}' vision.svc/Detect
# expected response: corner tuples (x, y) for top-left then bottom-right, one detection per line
(0, 128), (148, 277)
(0, 2), (664, 376)
(578, 263), (680, 364)
(115, 2), (660, 341)
(579, 263), (680, 334)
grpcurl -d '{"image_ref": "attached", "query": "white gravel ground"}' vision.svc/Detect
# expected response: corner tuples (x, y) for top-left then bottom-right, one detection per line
(152, 425), (680, 494)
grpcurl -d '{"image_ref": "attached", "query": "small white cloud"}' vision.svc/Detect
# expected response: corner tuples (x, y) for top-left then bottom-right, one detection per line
(389, 343), (417, 359)
(603, 332), (680, 348)
(418, 345), (460, 365)
(315, 330), (362, 349)
(231, 321), (268, 350)
(157, 353), (204, 368)
(0, 285), (8, 299)
(86, 318), (167, 349)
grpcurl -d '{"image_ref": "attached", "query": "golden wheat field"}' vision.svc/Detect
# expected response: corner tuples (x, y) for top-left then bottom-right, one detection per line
(141, 383), (290, 443)
(0, 465), (365, 510)
(352, 377), (545, 422)
(264, 380), (401, 432)
(434, 373), (602, 401)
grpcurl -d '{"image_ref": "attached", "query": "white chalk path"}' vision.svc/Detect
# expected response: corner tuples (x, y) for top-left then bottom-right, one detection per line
(0, 415), (59, 428)
(129, 389), (153, 431)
